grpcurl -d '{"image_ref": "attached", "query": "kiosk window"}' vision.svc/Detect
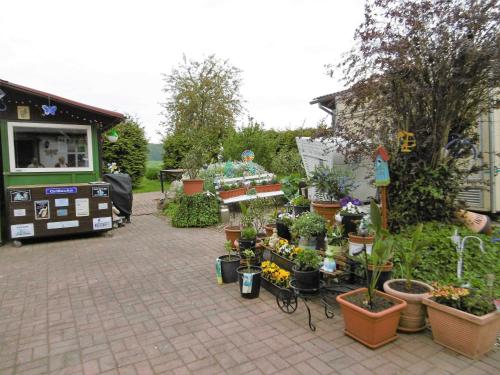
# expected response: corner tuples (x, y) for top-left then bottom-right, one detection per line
(8, 123), (93, 172)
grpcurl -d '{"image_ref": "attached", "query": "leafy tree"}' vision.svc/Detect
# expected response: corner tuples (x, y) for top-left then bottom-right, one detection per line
(161, 54), (243, 159)
(147, 143), (164, 161)
(325, 0), (499, 228)
(103, 116), (148, 187)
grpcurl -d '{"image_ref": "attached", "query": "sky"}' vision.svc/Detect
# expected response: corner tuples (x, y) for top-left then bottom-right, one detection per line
(0, 0), (366, 143)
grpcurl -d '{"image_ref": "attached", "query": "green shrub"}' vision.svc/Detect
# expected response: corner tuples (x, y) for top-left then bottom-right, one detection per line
(270, 149), (305, 177)
(171, 193), (219, 227)
(241, 226), (257, 239)
(291, 212), (326, 239)
(103, 116), (148, 187)
(145, 166), (160, 180)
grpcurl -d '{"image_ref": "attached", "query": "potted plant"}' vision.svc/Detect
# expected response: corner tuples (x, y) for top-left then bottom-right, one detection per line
(218, 182), (247, 200)
(239, 226), (257, 251)
(271, 239), (303, 271)
(264, 207), (278, 237)
(260, 260), (291, 296)
(291, 195), (311, 216)
(291, 212), (326, 250)
(309, 165), (356, 224)
(255, 176), (282, 193)
(180, 146), (206, 196)
(423, 285), (499, 358)
(383, 223), (434, 332)
(236, 249), (263, 299)
(276, 211), (294, 241)
(336, 200), (407, 349)
(338, 196), (364, 238)
(293, 248), (322, 290)
(218, 241), (241, 283)
(348, 216), (375, 256)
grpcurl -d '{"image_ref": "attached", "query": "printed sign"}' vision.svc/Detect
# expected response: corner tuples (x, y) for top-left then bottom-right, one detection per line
(47, 220), (79, 229)
(75, 198), (90, 217)
(92, 186), (109, 197)
(57, 208), (68, 217)
(45, 187), (78, 195)
(17, 105), (30, 120)
(93, 217), (112, 230)
(11, 223), (34, 238)
(13, 209), (26, 217)
(98, 203), (109, 210)
(10, 190), (31, 202)
(54, 198), (69, 207)
(34, 200), (50, 220)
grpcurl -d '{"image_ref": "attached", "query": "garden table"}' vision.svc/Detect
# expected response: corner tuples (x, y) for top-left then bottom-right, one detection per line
(159, 169), (185, 192)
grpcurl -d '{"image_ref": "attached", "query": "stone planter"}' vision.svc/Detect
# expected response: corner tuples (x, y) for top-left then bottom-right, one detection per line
(423, 297), (500, 359)
(336, 288), (407, 349)
(383, 279), (433, 332)
(312, 201), (340, 224)
(182, 179), (204, 195)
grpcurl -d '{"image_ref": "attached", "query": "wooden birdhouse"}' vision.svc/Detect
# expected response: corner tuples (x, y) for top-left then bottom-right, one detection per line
(374, 146), (390, 187)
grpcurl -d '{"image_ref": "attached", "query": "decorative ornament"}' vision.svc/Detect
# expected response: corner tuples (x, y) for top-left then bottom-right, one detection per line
(241, 149), (255, 163)
(397, 131), (416, 153)
(223, 160), (234, 177)
(42, 96), (57, 116)
(246, 161), (257, 175)
(374, 146), (390, 187)
(106, 129), (119, 143)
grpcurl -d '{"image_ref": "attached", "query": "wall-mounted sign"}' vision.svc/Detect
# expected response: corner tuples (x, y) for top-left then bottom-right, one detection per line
(13, 209), (26, 217)
(10, 190), (31, 202)
(46, 187), (78, 195)
(75, 198), (89, 217)
(34, 200), (50, 220)
(93, 217), (112, 230)
(17, 106), (30, 120)
(54, 198), (69, 207)
(98, 203), (108, 210)
(57, 208), (68, 217)
(92, 186), (109, 197)
(47, 220), (79, 229)
(11, 223), (34, 238)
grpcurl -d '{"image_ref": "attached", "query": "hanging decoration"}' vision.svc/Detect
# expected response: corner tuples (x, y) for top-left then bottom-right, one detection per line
(397, 131), (416, 153)
(0, 88), (7, 111)
(241, 149), (255, 163)
(41, 96), (57, 116)
(106, 129), (119, 143)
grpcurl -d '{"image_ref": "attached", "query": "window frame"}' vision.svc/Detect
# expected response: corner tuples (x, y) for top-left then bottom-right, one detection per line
(7, 121), (94, 173)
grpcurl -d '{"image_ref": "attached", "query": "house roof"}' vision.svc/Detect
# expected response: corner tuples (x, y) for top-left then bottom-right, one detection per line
(0, 79), (125, 126)
(374, 145), (390, 161)
(309, 89), (349, 107)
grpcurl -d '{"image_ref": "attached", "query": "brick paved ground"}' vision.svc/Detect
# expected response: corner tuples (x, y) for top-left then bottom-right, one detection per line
(0, 193), (498, 374)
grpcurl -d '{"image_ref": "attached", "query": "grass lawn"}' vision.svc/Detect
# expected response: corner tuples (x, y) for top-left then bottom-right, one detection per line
(146, 160), (163, 169)
(133, 176), (167, 193)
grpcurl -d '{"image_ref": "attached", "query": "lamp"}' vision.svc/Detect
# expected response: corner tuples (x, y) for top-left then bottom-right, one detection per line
(106, 129), (119, 143)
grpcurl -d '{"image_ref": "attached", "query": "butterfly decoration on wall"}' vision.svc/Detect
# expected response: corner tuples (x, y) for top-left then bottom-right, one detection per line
(42, 104), (57, 116)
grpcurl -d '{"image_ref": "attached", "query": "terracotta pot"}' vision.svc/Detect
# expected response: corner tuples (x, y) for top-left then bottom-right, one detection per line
(348, 232), (375, 256)
(264, 224), (276, 237)
(312, 201), (340, 224)
(219, 187), (247, 200)
(423, 297), (500, 359)
(182, 179), (204, 195)
(255, 183), (282, 193)
(336, 288), (407, 349)
(383, 279), (433, 332)
(224, 225), (241, 247)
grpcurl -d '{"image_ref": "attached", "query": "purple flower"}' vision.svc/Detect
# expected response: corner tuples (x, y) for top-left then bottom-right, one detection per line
(339, 196), (352, 207)
(352, 198), (361, 206)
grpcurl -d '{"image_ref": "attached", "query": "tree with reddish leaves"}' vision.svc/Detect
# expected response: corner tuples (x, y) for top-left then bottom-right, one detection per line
(326, 0), (499, 228)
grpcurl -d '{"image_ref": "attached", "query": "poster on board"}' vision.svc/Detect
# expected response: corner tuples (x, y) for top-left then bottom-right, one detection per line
(34, 200), (50, 220)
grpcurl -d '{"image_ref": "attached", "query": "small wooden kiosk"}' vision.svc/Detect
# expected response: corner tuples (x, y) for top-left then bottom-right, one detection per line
(0, 79), (124, 244)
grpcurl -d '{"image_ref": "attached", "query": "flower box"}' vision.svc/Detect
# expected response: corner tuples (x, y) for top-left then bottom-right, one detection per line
(219, 187), (247, 200)
(423, 297), (500, 359)
(261, 277), (290, 297)
(270, 251), (295, 272)
(255, 183), (281, 193)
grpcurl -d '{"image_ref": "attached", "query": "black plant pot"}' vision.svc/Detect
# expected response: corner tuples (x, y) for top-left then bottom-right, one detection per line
(292, 205), (310, 216)
(238, 238), (256, 251)
(219, 255), (241, 283)
(293, 267), (320, 290)
(315, 231), (326, 250)
(341, 214), (364, 238)
(237, 266), (262, 299)
(367, 267), (393, 291)
(276, 220), (292, 241)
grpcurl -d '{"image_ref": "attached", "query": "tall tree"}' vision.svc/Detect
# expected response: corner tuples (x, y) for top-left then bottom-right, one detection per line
(326, 0), (499, 228)
(161, 54), (244, 165)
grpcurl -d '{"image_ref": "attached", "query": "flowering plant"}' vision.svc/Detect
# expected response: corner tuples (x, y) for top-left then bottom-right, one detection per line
(430, 284), (495, 316)
(107, 162), (120, 174)
(261, 261), (291, 287)
(274, 239), (303, 261)
(277, 211), (295, 226)
(339, 196), (362, 215)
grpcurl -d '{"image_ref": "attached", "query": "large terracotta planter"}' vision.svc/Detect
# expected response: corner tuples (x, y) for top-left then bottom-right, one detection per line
(182, 179), (204, 195)
(383, 279), (433, 332)
(219, 187), (246, 200)
(423, 297), (500, 359)
(348, 232), (374, 256)
(336, 288), (407, 349)
(312, 201), (340, 224)
(224, 225), (241, 247)
(255, 183), (282, 193)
